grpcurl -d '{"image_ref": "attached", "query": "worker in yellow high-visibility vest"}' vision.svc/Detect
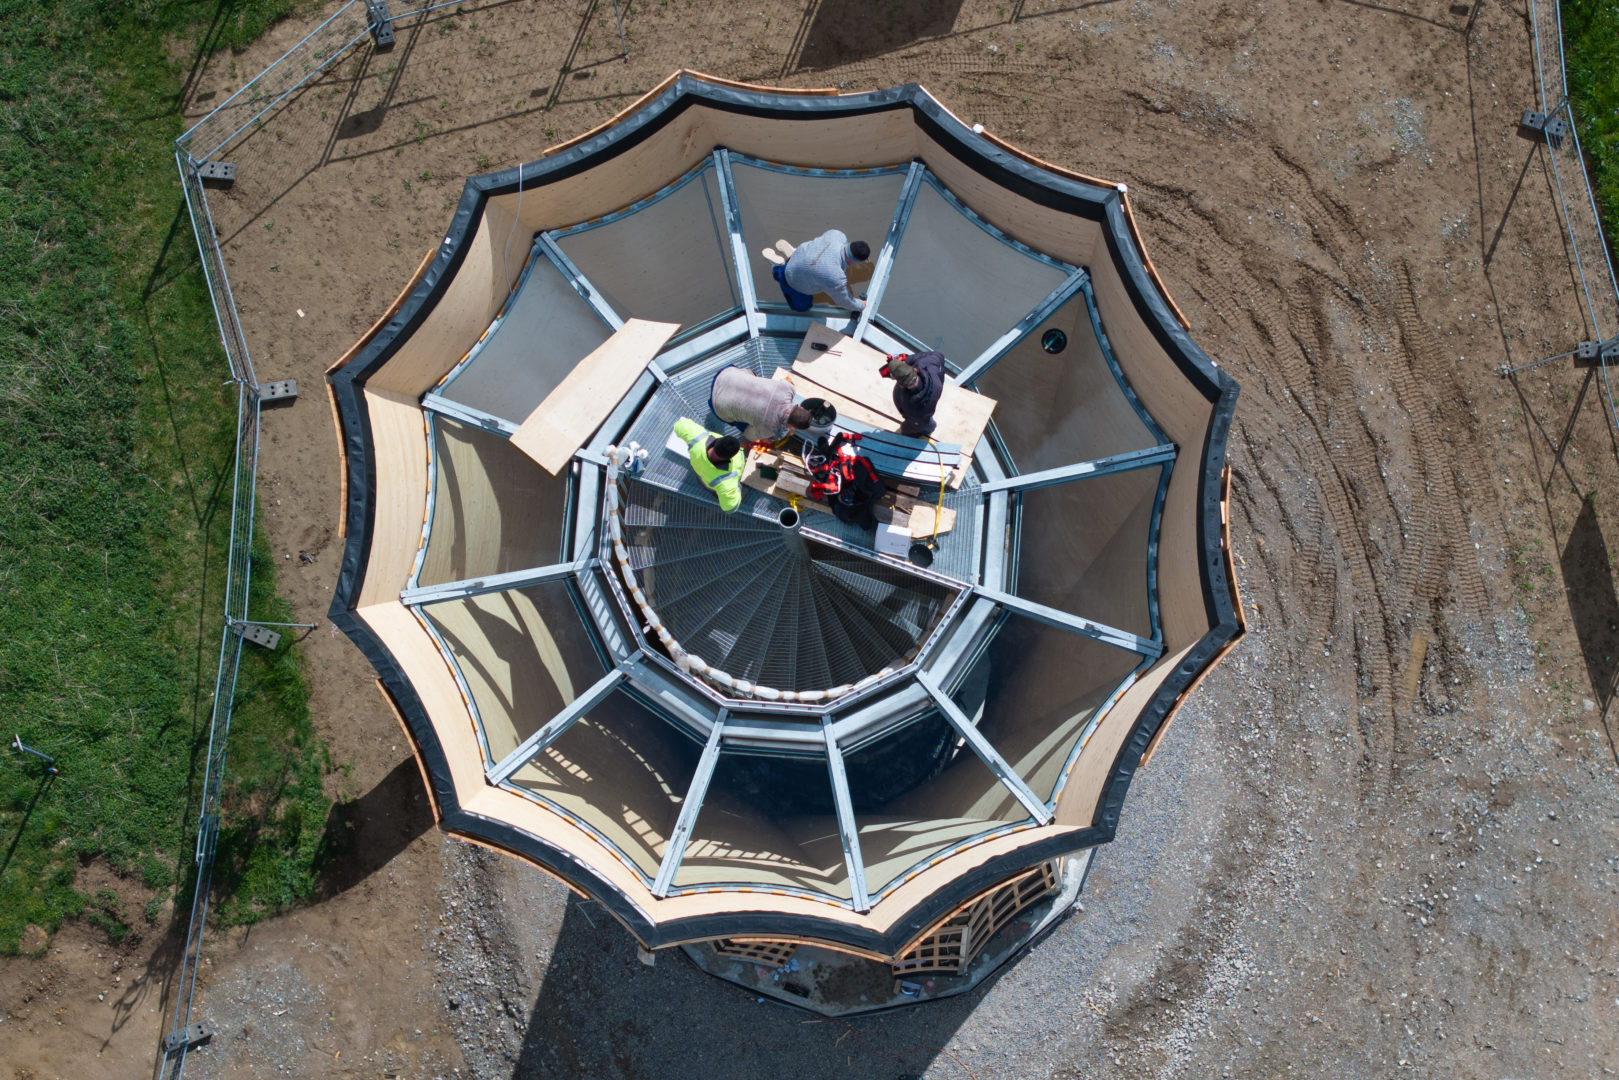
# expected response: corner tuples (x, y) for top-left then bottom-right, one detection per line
(673, 418), (744, 512)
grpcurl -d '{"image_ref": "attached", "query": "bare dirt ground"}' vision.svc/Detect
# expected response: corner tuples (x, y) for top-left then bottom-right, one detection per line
(6, 0), (1619, 1076)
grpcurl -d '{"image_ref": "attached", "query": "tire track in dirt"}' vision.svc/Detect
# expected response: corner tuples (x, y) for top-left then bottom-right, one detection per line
(1149, 197), (1396, 775)
(1134, 134), (1446, 778)
(1387, 260), (1492, 621)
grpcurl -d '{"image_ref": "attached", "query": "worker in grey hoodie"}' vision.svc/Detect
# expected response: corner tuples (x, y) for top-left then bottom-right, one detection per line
(710, 366), (814, 444)
(764, 231), (870, 312)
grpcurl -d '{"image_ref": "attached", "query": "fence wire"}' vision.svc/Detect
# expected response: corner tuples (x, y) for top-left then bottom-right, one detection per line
(176, 0), (494, 164)
(1528, 0), (1619, 431)
(164, 155), (264, 1078)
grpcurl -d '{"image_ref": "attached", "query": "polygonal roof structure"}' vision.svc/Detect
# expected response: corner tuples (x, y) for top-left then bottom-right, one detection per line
(328, 72), (1241, 956)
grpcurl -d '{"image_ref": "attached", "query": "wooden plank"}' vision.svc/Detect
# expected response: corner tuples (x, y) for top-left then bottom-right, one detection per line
(788, 326), (998, 489)
(512, 318), (679, 475)
(791, 323), (903, 421)
(908, 502), (957, 539)
(775, 367), (895, 432)
(740, 453), (833, 514)
(357, 389), (429, 609)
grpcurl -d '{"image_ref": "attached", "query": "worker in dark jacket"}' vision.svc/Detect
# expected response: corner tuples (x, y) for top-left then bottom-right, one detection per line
(886, 351), (945, 438)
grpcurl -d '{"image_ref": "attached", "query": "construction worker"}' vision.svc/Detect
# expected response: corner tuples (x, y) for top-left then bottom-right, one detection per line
(762, 231), (870, 312)
(885, 351), (946, 438)
(710, 366), (814, 444)
(673, 418), (744, 512)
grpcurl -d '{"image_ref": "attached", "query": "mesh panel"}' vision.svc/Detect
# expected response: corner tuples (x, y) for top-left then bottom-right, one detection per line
(729, 163), (902, 310)
(974, 291), (1159, 472)
(878, 181), (1068, 365)
(1013, 466), (1162, 640)
(419, 418), (567, 587)
(507, 687), (700, 879)
(962, 611), (1143, 806)
(440, 252), (613, 424)
(421, 581), (608, 764)
(556, 168), (739, 329)
(673, 753), (850, 899)
(847, 720), (1029, 896)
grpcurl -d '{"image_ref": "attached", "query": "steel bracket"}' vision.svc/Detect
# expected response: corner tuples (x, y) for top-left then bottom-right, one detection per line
(258, 378), (297, 403)
(366, 0), (395, 49)
(231, 622), (282, 651)
(1519, 109), (1568, 146)
(163, 1022), (214, 1055)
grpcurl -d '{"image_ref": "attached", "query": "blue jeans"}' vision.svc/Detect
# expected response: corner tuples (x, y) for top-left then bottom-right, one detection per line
(772, 264), (814, 312)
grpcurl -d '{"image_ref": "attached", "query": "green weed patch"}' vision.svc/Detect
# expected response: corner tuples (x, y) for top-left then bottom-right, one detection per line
(1564, 2), (1619, 259)
(0, 0), (328, 951)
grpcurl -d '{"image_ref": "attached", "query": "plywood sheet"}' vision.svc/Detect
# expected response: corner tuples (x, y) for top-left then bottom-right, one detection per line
(791, 323), (902, 422)
(789, 325), (997, 488)
(908, 502), (956, 539)
(511, 319), (678, 474)
(775, 367), (893, 432)
(357, 389), (429, 609)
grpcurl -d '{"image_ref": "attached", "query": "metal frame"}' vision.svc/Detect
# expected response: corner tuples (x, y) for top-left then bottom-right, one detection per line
(823, 715), (871, 911)
(981, 444), (1177, 493)
(401, 557), (591, 606)
(432, 235), (542, 394)
(916, 670), (1051, 822)
(1529, 0), (1619, 437)
(545, 158), (746, 345)
(420, 393), (519, 436)
(975, 587), (1163, 658)
(855, 160), (926, 340)
(537, 231), (625, 331)
(712, 149), (761, 339)
(433, 235), (621, 405)
(956, 267), (1090, 386)
(488, 664), (630, 785)
(651, 713), (725, 896)
(728, 154), (914, 320)
(867, 169), (1074, 357)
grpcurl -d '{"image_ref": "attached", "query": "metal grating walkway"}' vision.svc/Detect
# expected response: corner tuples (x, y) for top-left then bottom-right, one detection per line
(618, 477), (958, 692)
(621, 333), (984, 582)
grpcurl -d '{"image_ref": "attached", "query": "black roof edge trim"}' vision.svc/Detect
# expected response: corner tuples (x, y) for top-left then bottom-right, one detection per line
(325, 74), (1241, 953)
(330, 567), (1103, 952)
(327, 368), (376, 626)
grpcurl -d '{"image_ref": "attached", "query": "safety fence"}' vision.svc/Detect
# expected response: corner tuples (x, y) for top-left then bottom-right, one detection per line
(163, 144), (265, 1080)
(163, 3), (437, 1075)
(159, 0), (1619, 1073)
(1521, 0), (1619, 431)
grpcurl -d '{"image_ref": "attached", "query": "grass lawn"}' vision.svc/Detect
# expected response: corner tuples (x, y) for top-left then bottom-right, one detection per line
(1564, 1), (1619, 258)
(0, 0), (332, 950)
